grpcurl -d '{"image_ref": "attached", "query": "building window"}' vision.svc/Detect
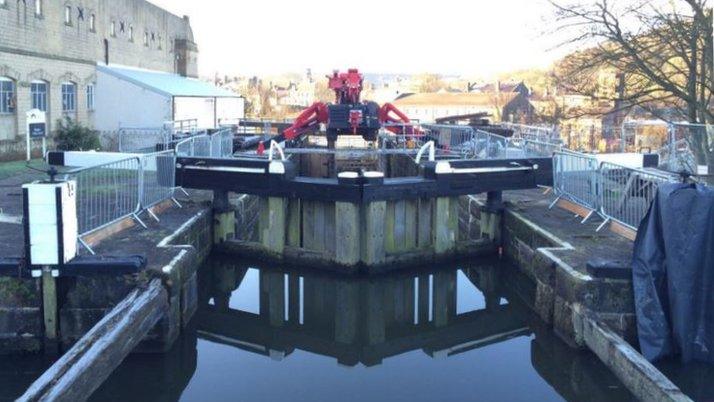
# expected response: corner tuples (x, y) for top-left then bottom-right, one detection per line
(0, 0), (6, 8)
(143, 31), (149, 46)
(34, 0), (42, 16)
(86, 84), (95, 111)
(129, 26), (134, 42)
(64, 5), (72, 25)
(31, 81), (48, 112)
(0, 77), (15, 114)
(61, 82), (76, 113)
(89, 14), (95, 31)
(110, 21), (116, 37)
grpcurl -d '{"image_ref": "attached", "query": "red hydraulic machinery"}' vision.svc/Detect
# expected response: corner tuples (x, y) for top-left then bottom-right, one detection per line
(259, 69), (418, 154)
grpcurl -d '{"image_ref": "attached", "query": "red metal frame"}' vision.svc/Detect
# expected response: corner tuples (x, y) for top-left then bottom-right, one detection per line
(258, 69), (417, 154)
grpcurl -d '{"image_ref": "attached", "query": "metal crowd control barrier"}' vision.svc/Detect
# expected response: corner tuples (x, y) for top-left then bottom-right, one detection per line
(550, 151), (600, 222)
(176, 130), (234, 158)
(551, 151), (680, 232)
(139, 150), (180, 221)
(597, 162), (676, 231)
(64, 156), (144, 253)
(66, 150), (185, 254)
(502, 122), (559, 143)
(210, 129), (234, 158)
(523, 139), (562, 157)
(473, 129), (520, 159)
(421, 124), (476, 156)
(176, 134), (210, 157)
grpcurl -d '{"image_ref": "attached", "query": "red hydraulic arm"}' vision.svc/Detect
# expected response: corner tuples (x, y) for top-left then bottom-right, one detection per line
(257, 102), (328, 155)
(379, 103), (421, 135)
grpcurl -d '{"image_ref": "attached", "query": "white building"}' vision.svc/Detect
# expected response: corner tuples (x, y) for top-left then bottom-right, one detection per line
(95, 64), (244, 130)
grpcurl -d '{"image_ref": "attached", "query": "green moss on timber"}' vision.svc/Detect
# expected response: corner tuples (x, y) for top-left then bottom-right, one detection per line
(0, 278), (39, 306)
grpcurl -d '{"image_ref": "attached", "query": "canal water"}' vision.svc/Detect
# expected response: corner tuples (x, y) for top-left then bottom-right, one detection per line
(87, 255), (636, 402)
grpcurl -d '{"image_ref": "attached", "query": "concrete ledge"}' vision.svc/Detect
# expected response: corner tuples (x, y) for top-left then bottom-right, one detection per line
(575, 309), (692, 402)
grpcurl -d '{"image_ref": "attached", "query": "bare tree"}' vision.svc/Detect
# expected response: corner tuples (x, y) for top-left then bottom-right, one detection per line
(551, 0), (713, 172)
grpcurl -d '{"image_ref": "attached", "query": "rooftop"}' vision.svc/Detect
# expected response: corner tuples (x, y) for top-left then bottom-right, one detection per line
(394, 92), (520, 107)
(98, 64), (239, 98)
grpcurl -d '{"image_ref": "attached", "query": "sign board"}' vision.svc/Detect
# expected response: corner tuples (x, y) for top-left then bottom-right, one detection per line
(26, 109), (47, 161)
(26, 109), (47, 138)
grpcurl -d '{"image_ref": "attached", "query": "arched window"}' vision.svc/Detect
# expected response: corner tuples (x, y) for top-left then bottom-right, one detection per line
(89, 13), (95, 32)
(64, 5), (72, 25)
(129, 26), (134, 42)
(0, 77), (16, 114)
(35, 0), (42, 16)
(86, 83), (95, 111)
(30, 80), (48, 112)
(110, 21), (116, 37)
(143, 31), (149, 46)
(61, 82), (76, 113)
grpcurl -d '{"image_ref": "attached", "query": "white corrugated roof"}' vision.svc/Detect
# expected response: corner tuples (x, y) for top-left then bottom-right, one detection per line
(98, 64), (239, 98)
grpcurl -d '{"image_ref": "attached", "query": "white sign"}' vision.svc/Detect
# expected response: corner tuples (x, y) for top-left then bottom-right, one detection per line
(26, 109), (47, 161)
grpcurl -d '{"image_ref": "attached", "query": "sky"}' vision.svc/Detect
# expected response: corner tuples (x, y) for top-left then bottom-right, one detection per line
(148, 0), (569, 78)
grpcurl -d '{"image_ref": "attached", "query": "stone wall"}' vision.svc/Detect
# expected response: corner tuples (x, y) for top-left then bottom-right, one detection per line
(0, 0), (196, 75)
(501, 208), (637, 346)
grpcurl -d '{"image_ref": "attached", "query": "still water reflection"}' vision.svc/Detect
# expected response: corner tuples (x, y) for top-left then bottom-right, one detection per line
(89, 256), (635, 402)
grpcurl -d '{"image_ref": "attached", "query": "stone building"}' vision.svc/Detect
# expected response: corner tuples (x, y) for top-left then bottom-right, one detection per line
(394, 92), (534, 123)
(0, 0), (198, 156)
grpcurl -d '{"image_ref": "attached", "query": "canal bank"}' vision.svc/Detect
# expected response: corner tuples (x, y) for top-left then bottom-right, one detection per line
(0, 163), (695, 401)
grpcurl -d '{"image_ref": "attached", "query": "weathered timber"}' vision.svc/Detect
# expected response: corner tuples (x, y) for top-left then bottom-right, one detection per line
(335, 202), (360, 266)
(361, 201), (386, 265)
(259, 197), (286, 255)
(41, 268), (58, 353)
(433, 197), (457, 255)
(19, 279), (168, 402)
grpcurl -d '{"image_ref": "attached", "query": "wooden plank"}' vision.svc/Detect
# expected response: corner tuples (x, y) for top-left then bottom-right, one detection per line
(404, 199), (417, 250)
(433, 197), (456, 255)
(302, 200), (316, 251)
(394, 200), (407, 251)
(324, 202), (336, 257)
(609, 221), (637, 241)
(556, 198), (595, 220)
(313, 201), (326, 253)
(362, 201), (386, 266)
(19, 279), (167, 402)
(41, 269), (58, 350)
(287, 199), (301, 248)
(417, 198), (432, 248)
(335, 202), (360, 266)
(384, 201), (396, 253)
(82, 217), (136, 248)
(148, 199), (174, 216)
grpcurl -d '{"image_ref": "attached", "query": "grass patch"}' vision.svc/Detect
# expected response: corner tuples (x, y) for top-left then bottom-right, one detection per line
(0, 159), (47, 181)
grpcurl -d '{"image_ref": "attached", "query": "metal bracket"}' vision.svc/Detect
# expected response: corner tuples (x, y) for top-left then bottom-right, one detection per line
(268, 140), (286, 161)
(415, 141), (435, 164)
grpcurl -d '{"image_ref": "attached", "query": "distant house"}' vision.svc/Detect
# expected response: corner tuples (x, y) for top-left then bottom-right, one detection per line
(393, 92), (534, 123)
(468, 81), (531, 97)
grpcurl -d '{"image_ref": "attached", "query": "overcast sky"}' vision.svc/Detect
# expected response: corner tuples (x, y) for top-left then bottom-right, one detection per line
(148, 0), (567, 78)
